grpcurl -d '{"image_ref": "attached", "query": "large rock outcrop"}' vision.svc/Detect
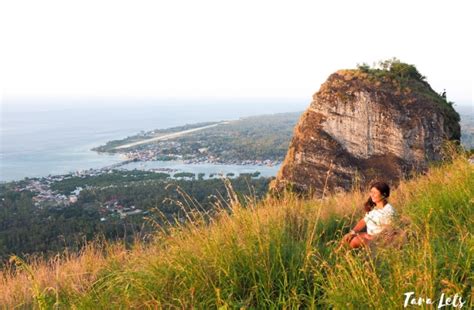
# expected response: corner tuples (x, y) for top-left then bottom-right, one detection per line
(271, 64), (461, 197)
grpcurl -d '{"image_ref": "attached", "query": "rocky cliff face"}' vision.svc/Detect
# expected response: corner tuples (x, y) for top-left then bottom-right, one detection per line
(272, 66), (461, 197)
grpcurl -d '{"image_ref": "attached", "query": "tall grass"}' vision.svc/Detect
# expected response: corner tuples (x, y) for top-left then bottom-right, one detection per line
(1, 152), (473, 309)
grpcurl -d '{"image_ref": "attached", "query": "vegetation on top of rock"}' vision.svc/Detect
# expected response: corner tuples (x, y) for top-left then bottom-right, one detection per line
(357, 57), (427, 84)
(355, 58), (456, 110)
(319, 58), (461, 141)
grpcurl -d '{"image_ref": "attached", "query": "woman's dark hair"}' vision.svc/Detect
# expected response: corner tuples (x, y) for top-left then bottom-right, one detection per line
(364, 181), (390, 212)
(364, 198), (375, 213)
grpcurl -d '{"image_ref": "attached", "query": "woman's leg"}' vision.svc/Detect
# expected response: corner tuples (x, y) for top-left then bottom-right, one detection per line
(349, 233), (372, 249)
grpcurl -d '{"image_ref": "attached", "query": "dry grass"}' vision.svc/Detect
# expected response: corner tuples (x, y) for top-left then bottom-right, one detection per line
(1, 149), (472, 308)
(0, 241), (128, 307)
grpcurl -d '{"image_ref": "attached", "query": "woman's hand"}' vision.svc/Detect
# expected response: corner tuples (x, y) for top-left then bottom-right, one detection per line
(342, 232), (355, 243)
(337, 231), (357, 252)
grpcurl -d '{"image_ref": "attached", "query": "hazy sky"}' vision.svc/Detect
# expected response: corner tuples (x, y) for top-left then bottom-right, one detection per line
(1, 0), (472, 105)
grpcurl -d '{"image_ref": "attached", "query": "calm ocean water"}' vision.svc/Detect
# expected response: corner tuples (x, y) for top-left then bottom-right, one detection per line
(0, 98), (308, 182)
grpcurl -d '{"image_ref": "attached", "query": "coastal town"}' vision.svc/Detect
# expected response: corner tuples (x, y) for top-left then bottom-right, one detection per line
(8, 152), (278, 221)
(110, 139), (281, 167)
(121, 146), (281, 167)
(9, 165), (169, 216)
(11, 173), (150, 222)
(9, 172), (154, 222)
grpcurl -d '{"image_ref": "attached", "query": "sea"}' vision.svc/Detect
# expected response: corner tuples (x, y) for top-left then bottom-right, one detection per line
(0, 97), (309, 182)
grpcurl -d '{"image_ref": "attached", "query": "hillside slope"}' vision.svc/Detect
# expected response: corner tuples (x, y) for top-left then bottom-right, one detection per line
(2, 150), (473, 308)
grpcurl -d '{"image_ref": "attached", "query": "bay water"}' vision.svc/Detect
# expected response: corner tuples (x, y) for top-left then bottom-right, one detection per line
(1, 97), (308, 182)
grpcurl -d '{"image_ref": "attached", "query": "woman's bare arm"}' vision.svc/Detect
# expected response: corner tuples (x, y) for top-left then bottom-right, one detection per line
(341, 218), (367, 244)
(352, 218), (366, 233)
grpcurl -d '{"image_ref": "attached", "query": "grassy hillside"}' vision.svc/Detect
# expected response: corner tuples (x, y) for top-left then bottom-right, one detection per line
(2, 150), (473, 308)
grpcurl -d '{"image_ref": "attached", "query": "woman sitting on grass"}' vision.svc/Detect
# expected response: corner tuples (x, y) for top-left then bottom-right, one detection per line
(341, 181), (395, 249)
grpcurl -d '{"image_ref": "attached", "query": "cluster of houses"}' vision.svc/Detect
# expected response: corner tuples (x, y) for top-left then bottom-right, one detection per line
(118, 140), (281, 167)
(99, 198), (147, 221)
(16, 179), (82, 207)
(121, 147), (281, 167)
(13, 166), (124, 207)
(13, 162), (130, 208)
(183, 157), (280, 167)
(15, 177), (147, 222)
(122, 141), (183, 161)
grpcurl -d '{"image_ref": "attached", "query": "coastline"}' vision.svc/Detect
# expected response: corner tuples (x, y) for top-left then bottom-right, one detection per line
(3, 158), (281, 208)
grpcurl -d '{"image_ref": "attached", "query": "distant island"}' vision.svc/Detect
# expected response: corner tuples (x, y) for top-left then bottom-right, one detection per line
(92, 112), (302, 166)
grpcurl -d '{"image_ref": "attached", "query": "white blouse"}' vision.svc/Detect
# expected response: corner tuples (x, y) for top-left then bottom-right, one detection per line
(363, 203), (395, 236)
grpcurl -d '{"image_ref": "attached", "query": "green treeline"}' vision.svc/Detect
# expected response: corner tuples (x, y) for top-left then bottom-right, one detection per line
(0, 176), (271, 264)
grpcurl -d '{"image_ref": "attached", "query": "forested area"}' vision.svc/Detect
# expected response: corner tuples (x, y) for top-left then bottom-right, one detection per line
(0, 176), (271, 264)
